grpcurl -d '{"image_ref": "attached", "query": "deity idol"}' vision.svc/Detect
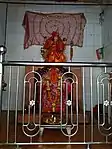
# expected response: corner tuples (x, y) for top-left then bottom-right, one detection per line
(41, 31), (67, 62)
(40, 32), (70, 124)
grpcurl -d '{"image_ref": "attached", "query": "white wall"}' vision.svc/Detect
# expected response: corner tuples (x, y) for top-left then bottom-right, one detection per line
(102, 6), (112, 62)
(2, 4), (103, 110)
(5, 4), (102, 61)
(100, 6), (112, 106)
(0, 4), (6, 45)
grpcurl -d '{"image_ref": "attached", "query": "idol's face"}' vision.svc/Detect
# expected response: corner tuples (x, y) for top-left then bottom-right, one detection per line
(54, 36), (58, 42)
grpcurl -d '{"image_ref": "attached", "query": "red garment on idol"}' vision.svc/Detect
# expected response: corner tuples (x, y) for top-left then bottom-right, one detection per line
(41, 32), (70, 113)
(43, 31), (66, 62)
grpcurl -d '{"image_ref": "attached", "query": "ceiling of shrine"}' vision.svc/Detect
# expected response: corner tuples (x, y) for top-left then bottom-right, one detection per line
(0, 0), (111, 4)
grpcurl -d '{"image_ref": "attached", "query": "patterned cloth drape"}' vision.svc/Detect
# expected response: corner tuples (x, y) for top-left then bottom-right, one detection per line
(23, 11), (86, 49)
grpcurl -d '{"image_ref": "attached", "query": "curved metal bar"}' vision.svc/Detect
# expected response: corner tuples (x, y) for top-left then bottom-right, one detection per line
(97, 72), (112, 137)
(60, 70), (79, 137)
(22, 71), (42, 138)
(97, 73), (110, 125)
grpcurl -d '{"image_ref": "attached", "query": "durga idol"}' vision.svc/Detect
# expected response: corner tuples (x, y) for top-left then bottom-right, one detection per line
(41, 31), (67, 62)
(40, 31), (70, 124)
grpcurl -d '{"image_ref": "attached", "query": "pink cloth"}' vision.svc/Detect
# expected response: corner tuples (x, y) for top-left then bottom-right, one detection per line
(22, 11), (86, 49)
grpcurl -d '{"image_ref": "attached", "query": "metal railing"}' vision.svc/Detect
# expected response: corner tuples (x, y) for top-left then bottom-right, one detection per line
(0, 46), (112, 149)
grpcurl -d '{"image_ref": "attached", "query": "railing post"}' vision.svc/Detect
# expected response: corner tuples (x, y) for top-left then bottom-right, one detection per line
(0, 45), (7, 116)
(86, 144), (91, 149)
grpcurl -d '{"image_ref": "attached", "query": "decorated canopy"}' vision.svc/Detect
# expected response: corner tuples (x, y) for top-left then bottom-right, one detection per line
(23, 11), (86, 49)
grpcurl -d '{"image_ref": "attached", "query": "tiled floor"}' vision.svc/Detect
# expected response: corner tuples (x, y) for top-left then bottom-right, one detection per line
(0, 144), (112, 149)
(0, 112), (112, 149)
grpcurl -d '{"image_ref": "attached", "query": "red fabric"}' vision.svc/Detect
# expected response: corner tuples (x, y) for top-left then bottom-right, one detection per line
(52, 31), (59, 37)
(43, 32), (64, 51)
(50, 67), (59, 84)
(22, 11), (86, 49)
(22, 13), (30, 49)
(93, 105), (98, 112)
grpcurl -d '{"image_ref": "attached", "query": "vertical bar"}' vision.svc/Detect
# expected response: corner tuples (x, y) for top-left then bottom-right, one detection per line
(7, 66), (12, 143)
(82, 67), (86, 142)
(30, 137), (32, 143)
(0, 46), (6, 116)
(108, 82), (111, 124)
(38, 71), (42, 129)
(103, 67), (107, 124)
(4, 3), (8, 47)
(70, 83), (73, 124)
(39, 80), (42, 127)
(28, 83), (31, 124)
(14, 66), (19, 143)
(32, 66), (34, 72)
(0, 63), (3, 117)
(68, 67), (71, 72)
(92, 23), (95, 143)
(22, 76), (26, 126)
(102, 85), (106, 124)
(106, 136), (108, 143)
(90, 67), (93, 142)
(33, 82), (36, 123)
(66, 81), (69, 123)
(97, 74), (100, 130)
(104, 67), (107, 73)
(61, 75), (63, 129)
(86, 144), (91, 149)
(75, 76), (79, 126)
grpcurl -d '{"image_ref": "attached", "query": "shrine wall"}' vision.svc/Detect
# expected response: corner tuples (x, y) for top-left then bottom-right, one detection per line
(102, 6), (112, 62)
(4, 4), (102, 62)
(0, 4), (6, 45)
(0, 3), (103, 110)
(101, 6), (112, 105)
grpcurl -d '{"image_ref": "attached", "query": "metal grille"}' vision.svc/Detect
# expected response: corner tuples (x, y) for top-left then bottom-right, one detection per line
(0, 63), (112, 147)
(0, 50), (112, 148)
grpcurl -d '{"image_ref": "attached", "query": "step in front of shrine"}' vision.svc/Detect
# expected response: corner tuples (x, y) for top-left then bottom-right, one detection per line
(17, 113), (89, 124)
